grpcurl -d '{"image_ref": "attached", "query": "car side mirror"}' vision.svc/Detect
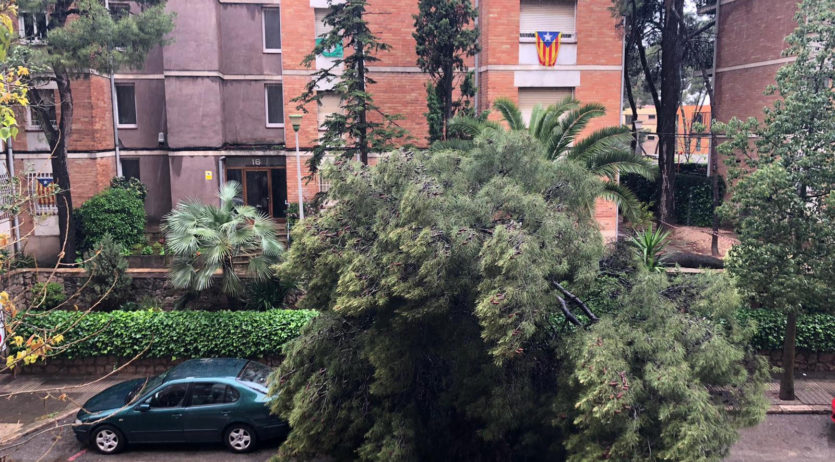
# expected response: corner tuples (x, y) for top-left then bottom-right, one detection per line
(137, 403), (151, 412)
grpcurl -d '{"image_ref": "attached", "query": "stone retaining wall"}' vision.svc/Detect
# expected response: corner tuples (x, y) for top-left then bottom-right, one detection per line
(761, 350), (835, 372)
(1, 268), (237, 310)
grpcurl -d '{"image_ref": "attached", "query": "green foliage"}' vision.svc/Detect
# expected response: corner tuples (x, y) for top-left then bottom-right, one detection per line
(244, 277), (298, 311)
(30, 282), (67, 309)
(76, 187), (146, 251)
(629, 225), (670, 272)
(81, 234), (132, 310)
(163, 181), (283, 297)
(269, 131), (608, 461)
(738, 309), (835, 353)
(716, 0), (835, 317)
(561, 274), (769, 461)
(120, 295), (164, 312)
(110, 176), (148, 202)
(413, 0), (480, 141)
(294, 0), (406, 169)
(449, 97), (656, 222)
(9, 309), (317, 360)
(621, 171), (726, 227)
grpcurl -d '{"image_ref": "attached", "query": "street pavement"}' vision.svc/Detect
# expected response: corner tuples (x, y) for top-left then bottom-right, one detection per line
(727, 414), (835, 461)
(0, 416), (281, 462)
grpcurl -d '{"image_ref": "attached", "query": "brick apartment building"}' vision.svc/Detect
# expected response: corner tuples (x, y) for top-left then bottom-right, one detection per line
(1, 0), (624, 260)
(710, 0), (798, 178)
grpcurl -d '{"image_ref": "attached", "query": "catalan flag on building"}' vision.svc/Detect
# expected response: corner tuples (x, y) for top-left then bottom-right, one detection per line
(536, 31), (562, 67)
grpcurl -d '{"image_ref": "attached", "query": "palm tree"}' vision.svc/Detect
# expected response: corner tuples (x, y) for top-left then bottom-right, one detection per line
(163, 181), (283, 298)
(446, 97), (656, 221)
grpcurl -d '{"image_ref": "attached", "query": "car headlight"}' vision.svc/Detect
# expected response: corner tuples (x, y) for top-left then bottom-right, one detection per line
(74, 419), (82, 425)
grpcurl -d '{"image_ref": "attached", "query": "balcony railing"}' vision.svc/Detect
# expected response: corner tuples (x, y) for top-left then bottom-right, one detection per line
(27, 172), (58, 216)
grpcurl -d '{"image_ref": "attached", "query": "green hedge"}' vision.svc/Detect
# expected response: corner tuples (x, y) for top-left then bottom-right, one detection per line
(737, 309), (835, 352)
(621, 170), (726, 227)
(10, 309), (318, 360)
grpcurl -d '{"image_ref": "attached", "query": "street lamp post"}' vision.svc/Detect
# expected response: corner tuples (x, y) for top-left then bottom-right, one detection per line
(289, 114), (304, 221)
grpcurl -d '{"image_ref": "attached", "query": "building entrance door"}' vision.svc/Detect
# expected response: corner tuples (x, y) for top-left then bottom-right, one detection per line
(225, 158), (287, 219)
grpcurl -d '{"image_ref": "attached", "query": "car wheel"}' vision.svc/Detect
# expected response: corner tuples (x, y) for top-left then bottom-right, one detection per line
(91, 425), (125, 455)
(224, 423), (257, 453)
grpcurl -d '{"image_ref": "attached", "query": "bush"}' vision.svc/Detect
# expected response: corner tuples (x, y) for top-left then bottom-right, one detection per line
(30, 282), (67, 309)
(622, 170), (726, 227)
(9, 309), (318, 359)
(110, 176), (148, 202)
(76, 188), (146, 251)
(82, 235), (132, 310)
(737, 309), (835, 352)
(245, 277), (298, 310)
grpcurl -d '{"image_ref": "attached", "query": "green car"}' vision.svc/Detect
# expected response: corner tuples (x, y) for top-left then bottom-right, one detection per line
(73, 358), (286, 454)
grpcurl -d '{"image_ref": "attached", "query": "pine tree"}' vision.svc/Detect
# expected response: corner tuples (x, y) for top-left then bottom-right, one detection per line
(295, 0), (406, 170)
(716, 0), (835, 401)
(18, 0), (174, 261)
(268, 130), (766, 461)
(413, 0), (479, 141)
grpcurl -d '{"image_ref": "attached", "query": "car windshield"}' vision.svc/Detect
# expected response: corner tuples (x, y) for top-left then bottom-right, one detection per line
(237, 361), (272, 393)
(125, 373), (166, 405)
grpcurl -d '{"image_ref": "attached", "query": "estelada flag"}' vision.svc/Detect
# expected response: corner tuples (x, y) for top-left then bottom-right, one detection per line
(536, 31), (562, 67)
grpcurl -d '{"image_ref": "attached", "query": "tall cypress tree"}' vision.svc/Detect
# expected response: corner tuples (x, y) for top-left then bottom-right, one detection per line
(295, 0), (406, 170)
(413, 0), (479, 142)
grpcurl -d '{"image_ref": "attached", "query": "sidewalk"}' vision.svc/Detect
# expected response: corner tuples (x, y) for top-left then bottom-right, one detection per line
(766, 372), (834, 415)
(0, 374), (125, 446)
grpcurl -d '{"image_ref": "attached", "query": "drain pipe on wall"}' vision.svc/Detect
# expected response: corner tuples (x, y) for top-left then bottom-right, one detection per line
(6, 139), (21, 253)
(110, 74), (123, 177)
(217, 156), (226, 205)
(474, 0), (480, 113)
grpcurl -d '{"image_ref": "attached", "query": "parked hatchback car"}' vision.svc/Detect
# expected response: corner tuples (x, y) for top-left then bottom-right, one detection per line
(73, 358), (286, 454)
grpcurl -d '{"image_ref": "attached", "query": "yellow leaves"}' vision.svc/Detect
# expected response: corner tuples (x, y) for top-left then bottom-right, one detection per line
(16, 66), (28, 77)
(50, 334), (64, 345)
(11, 335), (23, 347)
(5, 355), (13, 368)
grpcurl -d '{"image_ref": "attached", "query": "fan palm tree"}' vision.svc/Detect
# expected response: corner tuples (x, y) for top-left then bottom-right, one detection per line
(163, 181), (283, 298)
(446, 97), (656, 221)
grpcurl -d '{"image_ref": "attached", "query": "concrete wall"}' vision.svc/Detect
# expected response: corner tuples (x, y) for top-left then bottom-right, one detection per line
(168, 155), (220, 207)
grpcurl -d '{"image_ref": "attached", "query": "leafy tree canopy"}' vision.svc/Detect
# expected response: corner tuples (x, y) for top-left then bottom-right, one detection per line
(269, 131), (765, 461)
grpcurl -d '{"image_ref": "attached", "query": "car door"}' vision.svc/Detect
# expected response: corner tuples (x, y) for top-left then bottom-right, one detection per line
(181, 382), (241, 442)
(120, 382), (189, 443)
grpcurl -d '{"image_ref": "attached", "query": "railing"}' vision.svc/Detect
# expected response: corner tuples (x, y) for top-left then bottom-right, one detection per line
(27, 172), (58, 215)
(0, 173), (14, 219)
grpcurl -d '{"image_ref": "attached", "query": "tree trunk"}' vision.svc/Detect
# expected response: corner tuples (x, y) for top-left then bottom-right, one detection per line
(356, 38), (368, 165)
(657, 0), (685, 227)
(440, 63), (454, 140)
(51, 69), (77, 263)
(710, 146), (720, 256)
(779, 310), (797, 400)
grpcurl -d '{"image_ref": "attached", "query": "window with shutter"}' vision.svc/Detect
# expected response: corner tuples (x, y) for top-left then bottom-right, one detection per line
(518, 88), (573, 125)
(263, 7), (281, 51)
(519, 0), (576, 40)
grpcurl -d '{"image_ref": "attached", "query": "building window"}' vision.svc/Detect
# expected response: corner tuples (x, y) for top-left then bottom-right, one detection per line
(693, 112), (704, 124)
(121, 159), (140, 180)
(109, 2), (131, 20)
(115, 83), (137, 127)
(695, 137), (702, 150)
(263, 8), (281, 52)
(518, 87), (573, 125)
(648, 114), (656, 120)
(519, 0), (576, 40)
(27, 88), (57, 130)
(265, 84), (284, 127)
(624, 115), (634, 124)
(647, 135), (656, 140)
(317, 91), (341, 130)
(19, 12), (47, 42)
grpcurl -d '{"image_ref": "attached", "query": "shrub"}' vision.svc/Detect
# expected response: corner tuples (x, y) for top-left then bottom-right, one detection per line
(82, 235), (132, 310)
(110, 176), (148, 202)
(10, 309), (318, 359)
(621, 170), (726, 227)
(77, 188), (146, 251)
(245, 277), (298, 310)
(737, 309), (835, 352)
(30, 282), (67, 309)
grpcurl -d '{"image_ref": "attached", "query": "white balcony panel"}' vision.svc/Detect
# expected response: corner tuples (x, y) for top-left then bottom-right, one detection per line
(519, 42), (577, 66)
(514, 70), (580, 88)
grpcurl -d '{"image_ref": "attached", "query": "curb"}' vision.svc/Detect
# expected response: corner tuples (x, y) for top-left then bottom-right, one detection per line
(0, 406), (77, 447)
(767, 404), (830, 415)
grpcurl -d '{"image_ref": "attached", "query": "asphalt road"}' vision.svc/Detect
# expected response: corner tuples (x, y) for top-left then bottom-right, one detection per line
(1, 414), (833, 461)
